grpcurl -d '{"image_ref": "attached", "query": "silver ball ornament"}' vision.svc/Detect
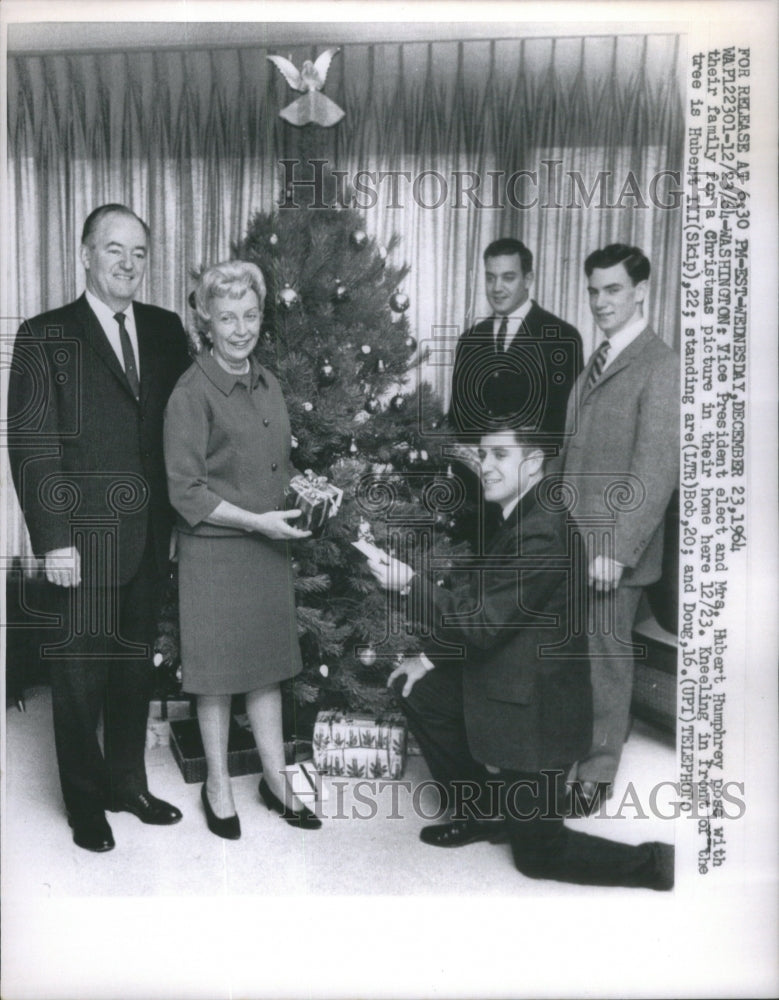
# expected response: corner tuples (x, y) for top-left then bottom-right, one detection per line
(358, 646), (377, 667)
(278, 283), (299, 310)
(390, 291), (410, 313)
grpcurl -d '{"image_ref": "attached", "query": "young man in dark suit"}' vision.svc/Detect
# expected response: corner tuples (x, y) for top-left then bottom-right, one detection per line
(560, 245), (680, 802)
(8, 204), (191, 852)
(368, 425), (673, 890)
(449, 238), (582, 446)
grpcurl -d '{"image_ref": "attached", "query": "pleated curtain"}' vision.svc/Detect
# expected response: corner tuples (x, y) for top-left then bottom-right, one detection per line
(5, 33), (684, 557)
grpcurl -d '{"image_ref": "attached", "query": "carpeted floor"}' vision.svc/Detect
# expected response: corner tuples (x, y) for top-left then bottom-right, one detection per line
(4, 684), (675, 900)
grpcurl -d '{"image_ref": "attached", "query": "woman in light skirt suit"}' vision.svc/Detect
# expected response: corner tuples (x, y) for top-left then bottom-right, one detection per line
(164, 261), (320, 838)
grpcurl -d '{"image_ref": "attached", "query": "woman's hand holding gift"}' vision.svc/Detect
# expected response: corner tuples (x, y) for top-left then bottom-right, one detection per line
(254, 509), (312, 541)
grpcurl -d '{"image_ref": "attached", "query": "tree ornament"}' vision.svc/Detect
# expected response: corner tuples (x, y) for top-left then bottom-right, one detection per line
(303, 401), (314, 412)
(319, 664), (329, 678)
(349, 436), (359, 456)
(390, 290), (410, 313)
(404, 334), (417, 352)
(357, 519), (375, 542)
(318, 359), (337, 386)
(278, 283), (300, 310)
(266, 49), (345, 128)
(291, 559), (301, 574)
(350, 229), (368, 248)
(408, 448), (420, 464)
(375, 359), (386, 375)
(269, 233), (279, 246)
(358, 646), (377, 667)
(389, 394), (407, 412)
(377, 243), (388, 263)
(419, 449), (429, 462)
(359, 344), (372, 356)
(290, 434), (299, 449)
(364, 394), (381, 414)
(332, 278), (348, 302)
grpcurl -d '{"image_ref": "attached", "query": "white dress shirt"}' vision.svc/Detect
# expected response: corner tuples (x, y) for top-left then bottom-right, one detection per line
(85, 289), (140, 375)
(492, 297), (534, 352)
(600, 312), (647, 371)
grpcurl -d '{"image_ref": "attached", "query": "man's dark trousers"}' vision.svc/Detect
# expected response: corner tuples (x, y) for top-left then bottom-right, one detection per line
(45, 530), (163, 819)
(401, 666), (670, 889)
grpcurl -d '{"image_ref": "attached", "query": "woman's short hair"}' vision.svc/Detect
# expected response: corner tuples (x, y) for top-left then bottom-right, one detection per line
(189, 260), (267, 349)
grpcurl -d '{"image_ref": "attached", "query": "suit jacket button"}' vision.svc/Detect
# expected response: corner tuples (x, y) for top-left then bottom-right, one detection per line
(263, 418), (269, 426)
(271, 462), (278, 471)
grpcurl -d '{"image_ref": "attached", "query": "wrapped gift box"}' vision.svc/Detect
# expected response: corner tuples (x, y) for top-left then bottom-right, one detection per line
(312, 710), (407, 779)
(286, 469), (343, 537)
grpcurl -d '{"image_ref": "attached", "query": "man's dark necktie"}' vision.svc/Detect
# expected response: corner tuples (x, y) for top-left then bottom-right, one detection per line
(587, 339), (611, 388)
(114, 311), (140, 401)
(496, 315), (509, 354)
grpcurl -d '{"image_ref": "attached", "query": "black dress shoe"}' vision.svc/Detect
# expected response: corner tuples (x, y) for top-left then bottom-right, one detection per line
(201, 784), (241, 840)
(258, 777), (322, 830)
(647, 841), (675, 891)
(108, 791), (183, 825)
(67, 813), (115, 853)
(419, 819), (507, 848)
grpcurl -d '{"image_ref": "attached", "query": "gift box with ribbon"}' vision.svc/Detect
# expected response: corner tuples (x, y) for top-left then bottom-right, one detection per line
(312, 709), (408, 779)
(286, 469), (344, 537)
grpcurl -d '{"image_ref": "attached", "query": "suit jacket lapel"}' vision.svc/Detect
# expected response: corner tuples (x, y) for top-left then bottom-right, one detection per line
(76, 294), (141, 405)
(515, 302), (540, 341)
(581, 326), (655, 400)
(133, 303), (155, 407)
(76, 294), (129, 385)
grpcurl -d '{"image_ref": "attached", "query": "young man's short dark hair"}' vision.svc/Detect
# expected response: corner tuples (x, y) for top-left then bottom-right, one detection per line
(584, 243), (650, 284)
(483, 238), (533, 276)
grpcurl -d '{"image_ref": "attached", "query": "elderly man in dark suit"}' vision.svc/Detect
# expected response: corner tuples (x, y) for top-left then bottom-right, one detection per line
(8, 204), (190, 852)
(560, 244), (680, 801)
(368, 425), (673, 890)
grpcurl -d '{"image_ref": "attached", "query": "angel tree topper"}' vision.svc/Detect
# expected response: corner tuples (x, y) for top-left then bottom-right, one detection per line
(267, 47), (345, 127)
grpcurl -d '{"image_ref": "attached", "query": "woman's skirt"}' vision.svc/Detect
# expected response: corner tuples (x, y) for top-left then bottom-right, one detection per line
(177, 531), (303, 695)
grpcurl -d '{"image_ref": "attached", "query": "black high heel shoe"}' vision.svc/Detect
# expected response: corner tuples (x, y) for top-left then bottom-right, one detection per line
(258, 777), (322, 830)
(201, 784), (241, 840)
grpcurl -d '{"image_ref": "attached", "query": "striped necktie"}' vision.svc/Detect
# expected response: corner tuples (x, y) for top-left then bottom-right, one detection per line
(587, 340), (610, 388)
(495, 316), (509, 353)
(114, 311), (140, 401)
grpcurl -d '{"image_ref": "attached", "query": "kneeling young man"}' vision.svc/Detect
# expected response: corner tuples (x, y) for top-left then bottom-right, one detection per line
(368, 424), (673, 890)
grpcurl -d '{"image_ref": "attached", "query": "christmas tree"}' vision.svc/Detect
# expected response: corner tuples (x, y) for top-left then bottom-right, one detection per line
(157, 185), (469, 721)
